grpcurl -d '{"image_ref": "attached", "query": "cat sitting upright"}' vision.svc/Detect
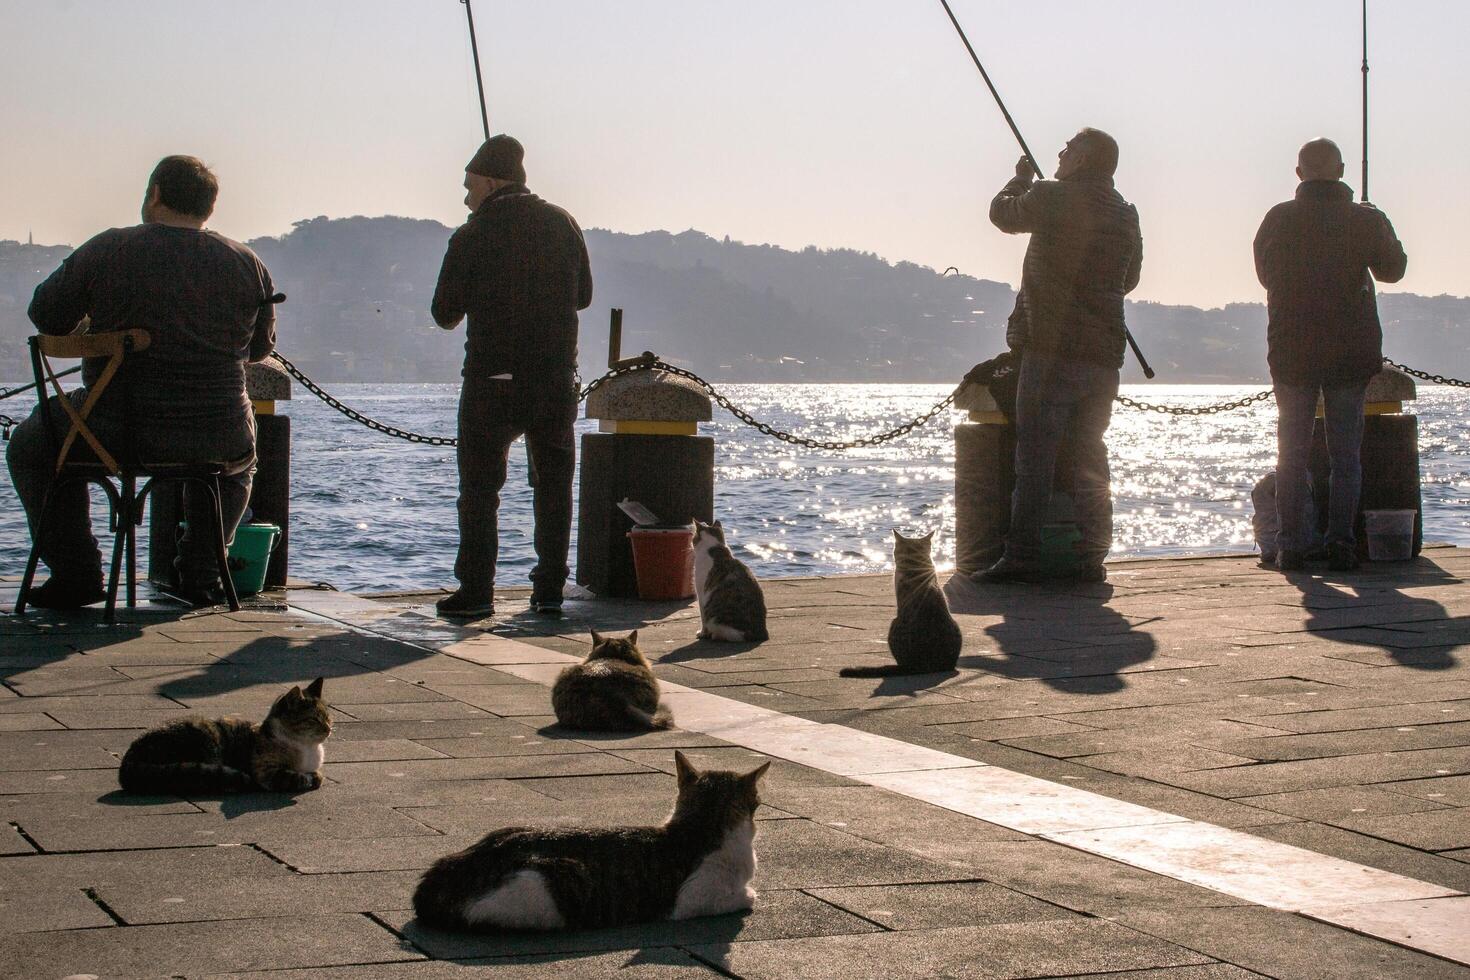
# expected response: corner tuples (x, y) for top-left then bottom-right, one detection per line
(840, 530), (962, 677)
(692, 520), (768, 642)
(552, 630), (673, 731)
(413, 750), (770, 931)
(119, 677), (331, 794)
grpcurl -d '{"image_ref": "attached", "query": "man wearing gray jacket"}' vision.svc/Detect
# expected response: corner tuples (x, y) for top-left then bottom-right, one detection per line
(976, 128), (1143, 584)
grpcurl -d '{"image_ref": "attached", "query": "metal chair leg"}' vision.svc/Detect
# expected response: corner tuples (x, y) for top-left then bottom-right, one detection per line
(205, 478), (241, 612)
(125, 474), (138, 609)
(14, 542), (42, 616)
(104, 480), (131, 624)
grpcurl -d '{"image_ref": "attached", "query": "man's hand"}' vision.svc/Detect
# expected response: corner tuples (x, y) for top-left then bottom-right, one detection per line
(1015, 156), (1035, 182)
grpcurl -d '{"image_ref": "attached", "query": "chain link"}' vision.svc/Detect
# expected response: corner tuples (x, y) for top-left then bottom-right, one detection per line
(270, 352), (961, 451)
(1115, 388), (1276, 416)
(39, 350), (1448, 452)
(1382, 358), (1470, 389)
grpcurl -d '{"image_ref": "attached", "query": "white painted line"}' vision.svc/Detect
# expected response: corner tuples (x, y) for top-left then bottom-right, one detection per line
(868, 766), (1190, 836)
(1046, 822), (1457, 912)
(1304, 896), (1470, 965)
(287, 590), (1470, 966)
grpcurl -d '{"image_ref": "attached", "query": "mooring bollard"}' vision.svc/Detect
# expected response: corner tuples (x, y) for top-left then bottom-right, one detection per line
(1310, 365), (1421, 557)
(953, 376), (1084, 575)
(577, 364), (713, 598)
(149, 359), (292, 590)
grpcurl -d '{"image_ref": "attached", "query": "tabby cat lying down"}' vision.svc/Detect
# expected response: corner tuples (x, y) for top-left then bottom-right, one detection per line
(552, 630), (672, 731)
(119, 678), (331, 794)
(413, 751), (770, 931)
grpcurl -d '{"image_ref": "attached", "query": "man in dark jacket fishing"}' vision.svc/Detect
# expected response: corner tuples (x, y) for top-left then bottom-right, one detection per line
(1254, 137), (1407, 572)
(976, 128), (1143, 584)
(431, 135), (593, 618)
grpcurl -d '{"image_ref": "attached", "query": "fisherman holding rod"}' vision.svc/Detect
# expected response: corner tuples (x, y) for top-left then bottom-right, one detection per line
(974, 132), (1143, 584)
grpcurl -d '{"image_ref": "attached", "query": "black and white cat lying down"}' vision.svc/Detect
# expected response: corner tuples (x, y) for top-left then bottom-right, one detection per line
(413, 751), (770, 931)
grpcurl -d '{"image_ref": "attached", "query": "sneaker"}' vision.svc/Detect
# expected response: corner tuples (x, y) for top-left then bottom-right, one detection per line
(436, 589), (494, 619)
(531, 596), (564, 617)
(972, 556), (1046, 584)
(158, 581), (229, 609)
(25, 575), (107, 610)
(1070, 564), (1108, 584)
(1327, 543), (1361, 572)
(1276, 550), (1307, 572)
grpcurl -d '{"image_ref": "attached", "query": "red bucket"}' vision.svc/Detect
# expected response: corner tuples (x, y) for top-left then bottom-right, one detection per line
(627, 527), (695, 600)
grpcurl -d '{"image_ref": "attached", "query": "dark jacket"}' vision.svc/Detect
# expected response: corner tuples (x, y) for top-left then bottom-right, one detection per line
(1254, 180), (1407, 386)
(990, 173), (1142, 369)
(28, 223), (275, 431)
(432, 183), (593, 381)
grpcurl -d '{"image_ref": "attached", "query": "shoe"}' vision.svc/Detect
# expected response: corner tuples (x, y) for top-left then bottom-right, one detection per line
(160, 581), (229, 609)
(436, 589), (494, 619)
(24, 575), (107, 610)
(1327, 543), (1361, 572)
(531, 596), (564, 616)
(1070, 564), (1108, 584)
(972, 556), (1046, 584)
(1276, 551), (1306, 572)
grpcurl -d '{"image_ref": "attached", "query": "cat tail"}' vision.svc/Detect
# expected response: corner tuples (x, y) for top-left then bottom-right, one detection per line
(626, 703), (675, 731)
(118, 761), (254, 795)
(838, 664), (933, 678)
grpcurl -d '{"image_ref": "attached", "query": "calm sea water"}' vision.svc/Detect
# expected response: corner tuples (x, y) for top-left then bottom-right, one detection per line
(3, 384), (1468, 593)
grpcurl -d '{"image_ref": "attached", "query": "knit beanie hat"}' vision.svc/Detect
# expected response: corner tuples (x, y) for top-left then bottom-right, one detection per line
(466, 135), (526, 182)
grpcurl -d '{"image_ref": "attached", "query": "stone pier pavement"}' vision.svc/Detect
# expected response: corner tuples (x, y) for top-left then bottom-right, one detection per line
(2, 548), (1469, 978)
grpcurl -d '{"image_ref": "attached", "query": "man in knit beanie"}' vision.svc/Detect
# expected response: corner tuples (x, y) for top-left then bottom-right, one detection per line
(431, 135), (593, 618)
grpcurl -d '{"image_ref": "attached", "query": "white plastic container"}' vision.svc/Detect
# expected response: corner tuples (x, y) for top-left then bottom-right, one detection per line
(1364, 509), (1416, 562)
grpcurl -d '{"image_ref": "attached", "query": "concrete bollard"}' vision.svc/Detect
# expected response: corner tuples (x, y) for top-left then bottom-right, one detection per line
(577, 369), (713, 598)
(149, 359), (292, 589)
(952, 377), (1083, 575)
(1309, 365), (1422, 557)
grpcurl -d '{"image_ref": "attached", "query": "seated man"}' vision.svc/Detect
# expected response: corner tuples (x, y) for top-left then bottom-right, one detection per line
(7, 155), (277, 608)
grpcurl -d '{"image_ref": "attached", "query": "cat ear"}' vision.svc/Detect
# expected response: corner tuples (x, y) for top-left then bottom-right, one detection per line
(284, 685), (303, 702)
(305, 677), (325, 699)
(590, 629), (604, 646)
(713, 520), (723, 528)
(922, 531), (935, 543)
(627, 629), (639, 645)
(674, 750), (700, 787)
(744, 760), (772, 786)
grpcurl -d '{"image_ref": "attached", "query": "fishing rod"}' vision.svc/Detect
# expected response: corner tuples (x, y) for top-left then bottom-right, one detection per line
(461, 0), (490, 140)
(935, 0), (1156, 379)
(1360, 0), (1369, 202)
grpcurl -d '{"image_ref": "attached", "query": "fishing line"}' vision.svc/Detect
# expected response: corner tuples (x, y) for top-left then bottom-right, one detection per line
(934, 0), (1156, 379)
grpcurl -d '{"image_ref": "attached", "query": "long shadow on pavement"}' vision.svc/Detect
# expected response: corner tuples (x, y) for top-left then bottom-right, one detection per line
(945, 576), (1157, 694)
(1283, 558), (1462, 671)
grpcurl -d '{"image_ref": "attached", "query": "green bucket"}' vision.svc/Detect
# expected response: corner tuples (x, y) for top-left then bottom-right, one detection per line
(228, 522), (281, 596)
(1038, 522), (1083, 577)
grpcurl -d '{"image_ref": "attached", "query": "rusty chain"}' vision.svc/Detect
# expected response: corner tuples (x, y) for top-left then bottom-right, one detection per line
(6, 352), (1463, 447)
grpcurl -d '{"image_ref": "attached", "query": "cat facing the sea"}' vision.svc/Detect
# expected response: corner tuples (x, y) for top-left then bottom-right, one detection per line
(840, 530), (962, 677)
(119, 678), (331, 794)
(413, 750), (770, 931)
(551, 630), (673, 731)
(692, 520), (768, 642)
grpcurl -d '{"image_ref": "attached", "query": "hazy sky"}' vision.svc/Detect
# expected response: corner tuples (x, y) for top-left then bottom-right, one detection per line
(3, 0), (1466, 307)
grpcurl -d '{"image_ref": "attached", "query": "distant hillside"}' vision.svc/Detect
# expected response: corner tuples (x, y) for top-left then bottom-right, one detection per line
(2, 223), (1466, 384)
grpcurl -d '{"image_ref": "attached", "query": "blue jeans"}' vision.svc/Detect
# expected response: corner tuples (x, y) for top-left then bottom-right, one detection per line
(1274, 381), (1367, 554)
(1005, 354), (1119, 565)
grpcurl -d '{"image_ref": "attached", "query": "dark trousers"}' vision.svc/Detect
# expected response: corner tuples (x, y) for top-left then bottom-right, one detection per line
(454, 376), (577, 599)
(1274, 380), (1368, 554)
(1005, 353), (1119, 565)
(6, 388), (254, 586)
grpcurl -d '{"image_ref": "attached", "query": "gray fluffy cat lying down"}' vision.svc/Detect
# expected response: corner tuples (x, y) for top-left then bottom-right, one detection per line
(413, 751), (770, 931)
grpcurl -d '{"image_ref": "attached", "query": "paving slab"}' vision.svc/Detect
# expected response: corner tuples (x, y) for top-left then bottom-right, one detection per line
(1112, 905), (1470, 980)
(686, 918), (1215, 979)
(0, 912), (421, 976)
(203, 948), (722, 978)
